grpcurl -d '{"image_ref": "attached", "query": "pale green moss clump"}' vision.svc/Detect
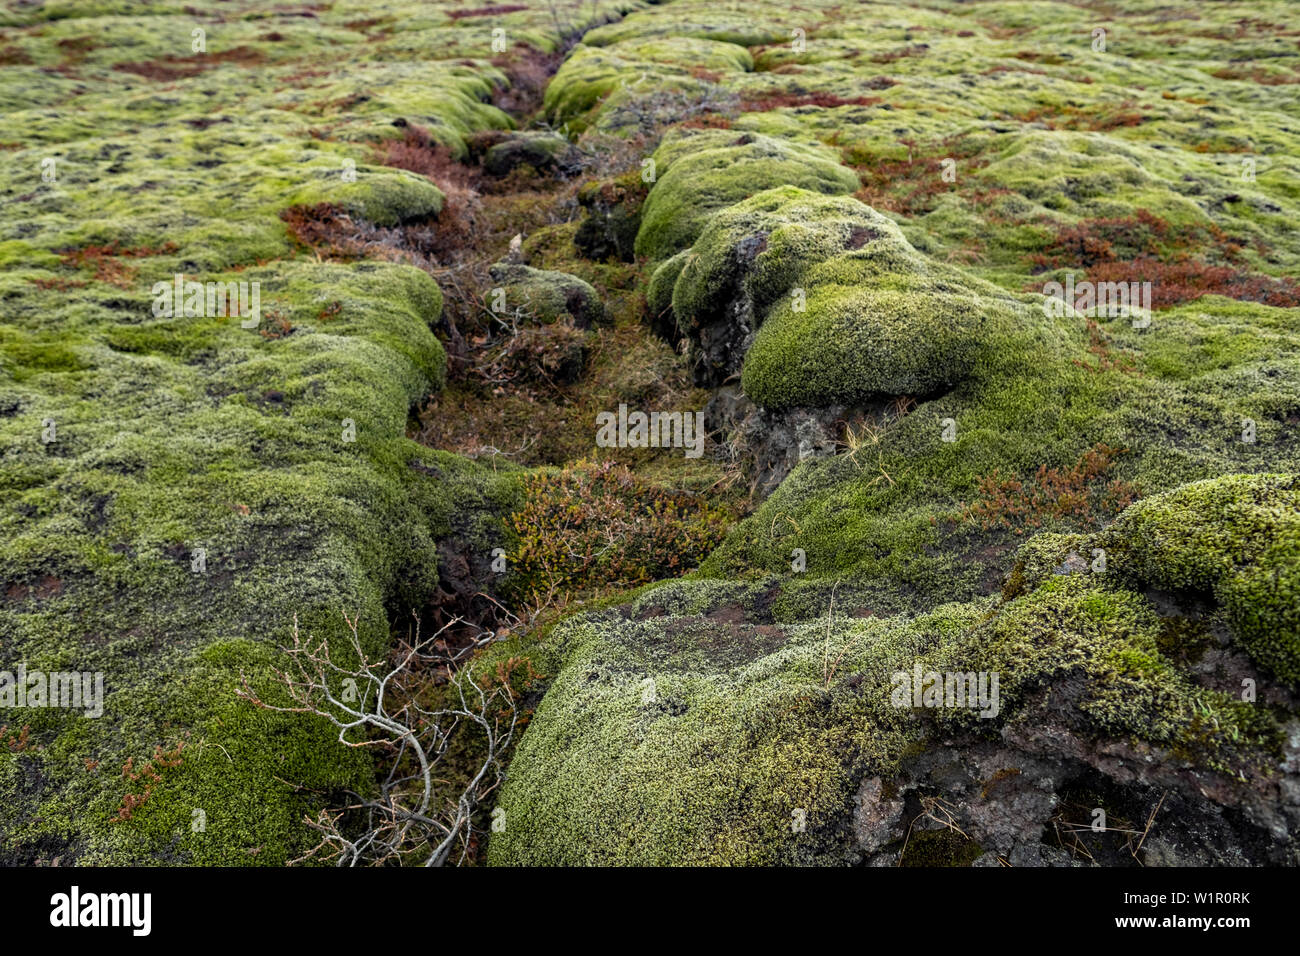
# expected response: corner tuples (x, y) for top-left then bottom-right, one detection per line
(488, 567), (1278, 865)
(634, 130), (859, 262)
(1097, 473), (1300, 686)
(659, 185), (1030, 405)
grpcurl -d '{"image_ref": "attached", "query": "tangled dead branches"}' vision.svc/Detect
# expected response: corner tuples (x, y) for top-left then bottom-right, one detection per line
(237, 612), (520, 866)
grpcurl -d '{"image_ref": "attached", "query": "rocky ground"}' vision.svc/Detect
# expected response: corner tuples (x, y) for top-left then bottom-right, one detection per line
(0, 0), (1297, 866)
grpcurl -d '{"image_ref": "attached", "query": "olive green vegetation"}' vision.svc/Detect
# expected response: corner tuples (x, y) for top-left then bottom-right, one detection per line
(490, 0), (1300, 864)
(483, 131), (578, 178)
(666, 185), (1033, 404)
(0, 0), (635, 864)
(3, 0), (1299, 868)
(488, 540), (1282, 864)
(542, 36), (752, 135)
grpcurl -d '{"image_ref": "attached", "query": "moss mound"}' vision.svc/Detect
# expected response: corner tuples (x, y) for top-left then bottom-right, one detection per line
(487, 262), (607, 329)
(488, 566), (1280, 865)
(482, 131), (581, 178)
(634, 130), (859, 262)
(1099, 473), (1300, 685)
(658, 185), (1028, 401)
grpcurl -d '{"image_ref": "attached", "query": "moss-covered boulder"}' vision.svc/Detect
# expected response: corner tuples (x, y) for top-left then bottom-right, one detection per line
(645, 249), (690, 342)
(658, 185), (1029, 398)
(487, 262), (607, 329)
(542, 36), (752, 133)
(634, 130), (860, 263)
(1097, 473), (1300, 686)
(482, 131), (584, 179)
(488, 567), (1294, 865)
(574, 170), (648, 263)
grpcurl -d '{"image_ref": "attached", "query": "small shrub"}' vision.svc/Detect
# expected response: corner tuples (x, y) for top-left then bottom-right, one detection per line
(962, 443), (1138, 532)
(505, 460), (732, 602)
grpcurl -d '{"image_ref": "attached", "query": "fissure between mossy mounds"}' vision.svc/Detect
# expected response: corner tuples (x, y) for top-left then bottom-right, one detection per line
(337, 12), (729, 672)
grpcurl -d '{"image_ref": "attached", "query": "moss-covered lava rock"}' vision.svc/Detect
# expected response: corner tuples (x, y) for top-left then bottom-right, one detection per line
(487, 261), (607, 329)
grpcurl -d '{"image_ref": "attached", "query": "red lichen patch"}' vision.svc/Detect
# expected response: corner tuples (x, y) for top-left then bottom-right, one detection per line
(1191, 139), (1253, 153)
(275, 66), (330, 88)
(113, 45), (265, 81)
(961, 443), (1138, 532)
(740, 91), (881, 111)
(55, 35), (101, 63)
(0, 44), (32, 65)
(1, 725), (34, 753)
(28, 276), (87, 290)
(688, 66), (722, 83)
(259, 308), (295, 340)
(280, 202), (371, 260)
(1086, 110), (1146, 131)
(983, 63), (1049, 77)
(371, 123), (479, 246)
(1027, 210), (1300, 306)
(344, 16), (393, 31)
(1085, 258), (1300, 309)
(5, 575), (63, 602)
(58, 241), (179, 288)
(1032, 209), (1172, 269)
(1074, 319), (1139, 375)
(446, 4), (528, 20)
(871, 43), (928, 63)
(1014, 50), (1065, 66)
(681, 113), (733, 129)
(113, 740), (186, 823)
(280, 201), (459, 267)
(315, 90), (371, 112)
(1195, 18), (1300, 39)
(1011, 101), (1148, 131)
(374, 124), (469, 185)
(843, 134), (988, 216)
(1210, 65), (1300, 86)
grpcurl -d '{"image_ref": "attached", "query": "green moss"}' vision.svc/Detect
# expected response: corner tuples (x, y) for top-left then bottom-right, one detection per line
(574, 169), (648, 263)
(651, 184), (1034, 405)
(543, 35), (752, 131)
(482, 131), (578, 178)
(0, 0), (619, 866)
(899, 828), (983, 867)
(635, 131), (859, 262)
(645, 249), (688, 336)
(1098, 473), (1300, 685)
(1004, 532), (1089, 598)
(488, 569), (1281, 864)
